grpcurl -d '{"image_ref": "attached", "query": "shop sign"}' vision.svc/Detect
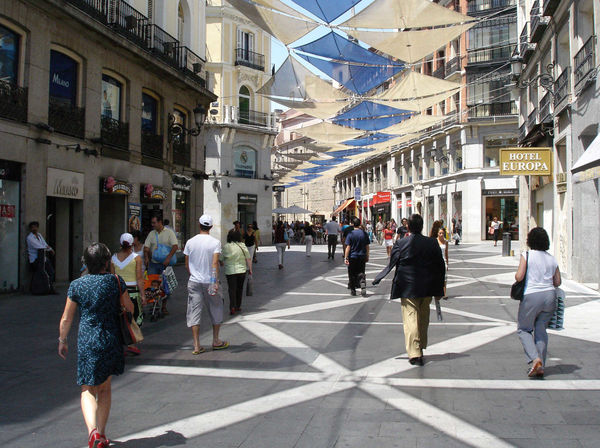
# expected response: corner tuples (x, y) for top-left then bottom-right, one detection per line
(376, 191), (391, 203)
(128, 203), (141, 233)
(0, 204), (16, 218)
(172, 174), (192, 191)
(273, 185), (286, 192)
(47, 167), (84, 200)
(234, 147), (257, 179)
(368, 199), (373, 207)
(102, 177), (132, 195)
(482, 189), (519, 197)
(142, 184), (168, 200)
(238, 193), (257, 204)
(500, 148), (552, 176)
(397, 201), (403, 209)
(354, 187), (361, 202)
(406, 199), (412, 207)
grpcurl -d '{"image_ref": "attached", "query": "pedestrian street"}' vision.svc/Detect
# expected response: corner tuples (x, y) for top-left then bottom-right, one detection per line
(2, 243), (600, 448)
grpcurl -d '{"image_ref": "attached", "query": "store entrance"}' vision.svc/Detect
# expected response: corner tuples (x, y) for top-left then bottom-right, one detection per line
(485, 195), (519, 240)
(47, 197), (83, 281)
(238, 204), (256, 228)
(99, 195), (127, 251)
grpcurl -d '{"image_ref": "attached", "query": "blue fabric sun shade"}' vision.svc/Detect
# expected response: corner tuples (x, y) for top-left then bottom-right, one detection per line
(332, 101), (412, 131)
(343, 133), (397, 147)
(300, 165), (334, 174)
(283, 182), (299, 188)
(326, 147), (373, 158)
(289, 0), (361, 23)
(293, 174), (322, 182)
(310, 157), (350, 166)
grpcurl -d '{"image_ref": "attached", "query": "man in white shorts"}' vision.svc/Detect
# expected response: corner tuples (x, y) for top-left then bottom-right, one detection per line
(184, 214), (229, 354)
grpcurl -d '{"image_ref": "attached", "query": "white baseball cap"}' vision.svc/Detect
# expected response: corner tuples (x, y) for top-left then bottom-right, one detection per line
(120, 233), (134, 246)
(199, 214), (213, 227)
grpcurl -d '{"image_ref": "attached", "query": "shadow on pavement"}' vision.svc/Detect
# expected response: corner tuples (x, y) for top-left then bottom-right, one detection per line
(544, 364), (581, 376)
(111, 430), (186, 447)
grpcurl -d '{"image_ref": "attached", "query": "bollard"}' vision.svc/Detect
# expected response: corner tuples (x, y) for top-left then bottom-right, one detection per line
(502, 232), (512, 257)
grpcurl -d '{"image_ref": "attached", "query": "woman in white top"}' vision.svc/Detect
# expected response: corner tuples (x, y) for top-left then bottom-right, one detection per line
(489, 216), (501, 246)
(436, 228), (449, 299)
(514, 227), (561, 378)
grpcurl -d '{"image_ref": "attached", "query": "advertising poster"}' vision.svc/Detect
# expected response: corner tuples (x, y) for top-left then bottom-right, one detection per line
(101, 75), (121, 120)
(128, 202), (142, 233)
(142, 93), (158, 133)
(49, 50), (77, 105)
(233, 147), (256, 178)
(0, 25), (19, 83)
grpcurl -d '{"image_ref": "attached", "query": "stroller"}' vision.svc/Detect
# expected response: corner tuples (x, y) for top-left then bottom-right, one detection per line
(142, 274), (166, 322)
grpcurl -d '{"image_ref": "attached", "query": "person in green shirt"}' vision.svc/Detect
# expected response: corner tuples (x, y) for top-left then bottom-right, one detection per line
(220, 230), (252, 315)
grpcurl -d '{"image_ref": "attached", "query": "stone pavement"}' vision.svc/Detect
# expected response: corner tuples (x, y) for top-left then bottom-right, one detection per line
(1, 240), (600, 448)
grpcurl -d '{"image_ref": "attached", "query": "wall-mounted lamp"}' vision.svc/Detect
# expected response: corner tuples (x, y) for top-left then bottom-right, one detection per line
(264, 185), (270, 191)
(511, 58), (557, 97)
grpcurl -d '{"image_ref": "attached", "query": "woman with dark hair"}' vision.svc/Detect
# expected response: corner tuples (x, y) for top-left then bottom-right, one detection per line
(243, 223), (257, 262)
(514, 227), (561, 378)
(252, 221), (260, 264)
(274, 221), (290, 269)
(221, 230), (252, 315)
(131, 230), (145, 274)
(429, 220), (442, 239)
(490, 216), (501, 246)
(58, 243), (134, 448)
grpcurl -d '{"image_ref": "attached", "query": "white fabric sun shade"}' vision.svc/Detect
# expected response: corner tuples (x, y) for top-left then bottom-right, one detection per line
(227, 0), (318, 45)
(351, 24), (473, 64)
(341, 0), (474, 29)
(265, 96), (349, 119)
(250, 0), (312, 19)
(382, 114), (448, 135)
(372, 71), (460, 111)
(276, 160), (303, 168)
(297, 121), (365, 144)
(258, 56), (348, 101)
(285, 152), (321, 161)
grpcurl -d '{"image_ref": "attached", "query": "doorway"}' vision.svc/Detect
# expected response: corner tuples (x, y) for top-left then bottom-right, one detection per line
(99, 194), (127, 252)
(46, 197), (83, 282)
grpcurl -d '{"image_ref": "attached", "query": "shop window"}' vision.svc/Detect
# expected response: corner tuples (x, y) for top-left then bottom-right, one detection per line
(0, 24), (20, 84)
(484, 136), (518, 168)
(454, 145), (463, 171)
(233, 146), (257, 178)
(142, 92), (159, 134)
(101, 74), (122, 121)
(49, 50), (78, 107)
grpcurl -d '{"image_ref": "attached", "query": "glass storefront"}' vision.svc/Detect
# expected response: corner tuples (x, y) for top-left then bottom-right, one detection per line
(485, 194), (519, 240)
(0, 161), (20, 292)
(172, 190), (188, 250)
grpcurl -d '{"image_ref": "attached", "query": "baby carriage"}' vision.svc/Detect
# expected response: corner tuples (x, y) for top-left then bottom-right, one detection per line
(142, 274), (166, 322)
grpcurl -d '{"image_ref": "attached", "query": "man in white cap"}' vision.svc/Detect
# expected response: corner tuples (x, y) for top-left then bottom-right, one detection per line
(183, 214), (229, 354)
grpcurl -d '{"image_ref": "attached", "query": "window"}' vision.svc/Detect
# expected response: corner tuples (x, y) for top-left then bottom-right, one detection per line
(177, 2), (185, 43)
(0, 25), (20, 84)
(101, 74), (122, 121)
(49, 50), (78, 107)
(237, 29), (254, 59)
(238, 85), (251, 122)
(467, 70), (512, 105)
(484, 136), (518, 168)
(468, 17), (516, 51)
(454, 145), (463, 171)
(141, 92), (158, 134)
(233, 146), (257, 178)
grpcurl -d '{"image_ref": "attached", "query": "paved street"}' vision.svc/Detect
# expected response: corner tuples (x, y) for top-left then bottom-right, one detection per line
(2, 241), (600, 448)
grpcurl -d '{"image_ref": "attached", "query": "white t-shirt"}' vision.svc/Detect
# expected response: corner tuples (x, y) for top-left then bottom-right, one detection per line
(183, 234), (221, 283)
(523, 250), (558, 295)
(324, 221), (340, 235)
(491, 221), (501, 230)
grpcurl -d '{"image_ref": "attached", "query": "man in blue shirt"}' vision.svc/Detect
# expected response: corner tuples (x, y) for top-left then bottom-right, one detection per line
(344, 217), (370, 296)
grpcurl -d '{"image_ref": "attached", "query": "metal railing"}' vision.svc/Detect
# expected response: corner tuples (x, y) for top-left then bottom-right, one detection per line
(176, 46), (206, 88)
(146, 24), (179, 68)
(519, 123), (526, 142)
(531, 0), (541, 34)
(235, 48), (265, 71)
(433, 65), (445, 79)
(445, 56), (460, 75)
(542, 0), (560, 16)
(173, 141), (191, 166)
(238, 109), (270, 127)
(520, 23), (529, 51)
(65, 0), (110, 24)
(141, 131), (164, 160)
(101, 116), (129, 150)
(468, 101), (517, 119)
(574, 35), (596, 88)
(467, 0), (516, 13)
(527, 108), (538, 128)
(0, 81), (27, 123)
(467, 44), (515, 64)
(554, 67), (570, 107)
(539, 92), (552, 123)
(48, 98), (85, 138)
(109, 0), (148, 48)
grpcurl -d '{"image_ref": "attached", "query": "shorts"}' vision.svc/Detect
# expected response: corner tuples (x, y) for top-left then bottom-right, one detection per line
(186, 280), (224, 327)
(384, 239), (394, 247)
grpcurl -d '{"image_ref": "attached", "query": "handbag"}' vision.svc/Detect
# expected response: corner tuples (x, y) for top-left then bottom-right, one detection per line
(510, 252), (528, 301)
(152, 232), (177, 266)
(115, 275), (144, 345)
(488, 226), (495, 235)
(246, 273), (254, 296)
(548, 288), (565, 330)
(162, 266), (178, 295)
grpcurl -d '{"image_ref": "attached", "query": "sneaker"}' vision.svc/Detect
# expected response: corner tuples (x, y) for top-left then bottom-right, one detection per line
(350, 289), (357, 296)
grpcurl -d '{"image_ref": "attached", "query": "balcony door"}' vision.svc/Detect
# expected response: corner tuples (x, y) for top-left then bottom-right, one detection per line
(239, 86), (250, 124)
(237, 29), (254, 61)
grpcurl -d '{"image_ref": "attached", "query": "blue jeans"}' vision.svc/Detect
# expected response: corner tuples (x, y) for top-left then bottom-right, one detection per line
(148, 261), (166, 276)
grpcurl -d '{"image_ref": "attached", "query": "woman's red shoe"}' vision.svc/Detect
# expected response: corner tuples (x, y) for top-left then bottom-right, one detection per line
(88, 429), (104, 448)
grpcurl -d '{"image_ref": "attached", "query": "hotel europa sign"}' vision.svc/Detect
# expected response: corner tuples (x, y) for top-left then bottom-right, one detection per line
(499, 148), (552, 176)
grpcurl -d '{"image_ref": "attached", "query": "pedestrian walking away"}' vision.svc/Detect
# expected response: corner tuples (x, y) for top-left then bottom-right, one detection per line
(324, 216), (340, 260)
(514, 227), (561, 378)
(341, 219), (354, 257)
(344, 217), (370, 297)
(303, 221), (315, 256)
(252, 221), (261, 263)
(373, 214), (445, 366)
(221, 230), (252, 315)
(274, 221), (290, 269)
(183, 214), (229, 354)
(58, 243), (134, 448)
(143, 215), (178, 315)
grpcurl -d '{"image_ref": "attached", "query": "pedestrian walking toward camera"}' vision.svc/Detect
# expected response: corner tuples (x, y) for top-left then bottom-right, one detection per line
(396, 218), (409, 241)
(436, 228), (449, 300)
(221, 230), (252, 315)
(303, 221), (315, 257)
(344, 217), (370, 296)
(274, 221), (290, 269)
(489, 216), (501, 246)
(373, 214), (445, 366)
(383, 222), (395, 257)
(244, 223), (257, 262)
(375, 217), (384, 244)
(58, 243), (134, 448)
(184, 215), (229, 354)
(27, 221), (57, 294)
(514, 227), (561, 378)
(325, 216), (340, 260)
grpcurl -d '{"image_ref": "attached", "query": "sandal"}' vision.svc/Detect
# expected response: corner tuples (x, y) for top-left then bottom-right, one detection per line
(212, 341), (230, 350)
(192, 347), (206, 355)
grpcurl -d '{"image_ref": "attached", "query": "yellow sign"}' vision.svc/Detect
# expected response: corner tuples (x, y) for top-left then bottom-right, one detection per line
(499, 147), (552, 176)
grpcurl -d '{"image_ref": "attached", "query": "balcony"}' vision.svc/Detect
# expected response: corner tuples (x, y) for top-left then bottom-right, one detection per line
(146, 24), (179, 69)
(520, 23), (536, 63)
(109, 0), (148, 48)
(553, 67), (570, 111)
(467, 44), (515, 64)
(0, 81), (27, 123)
(48, 98), (85, 138)
(433, 65), (445, 79)
(467, 0), (516, 14)
(177, 46), (206, 88)
(100, 116), (129, 153)
(65, 0), (110, 24)
(574, 35), (597, 91)
(235, 48), (265, 71)
(141, 131), (164, 164)
(468, 101), (517, 120)
(530, 0), (550, 43)
(238, 109), (270, 128)
(519, 123), (526, 142)
(527, 108), (538, 129)
(542, 0), (560, 16)
(539, 92), (552, 124)
(173, 140), (191, 166)
(445, 56), (461, 79)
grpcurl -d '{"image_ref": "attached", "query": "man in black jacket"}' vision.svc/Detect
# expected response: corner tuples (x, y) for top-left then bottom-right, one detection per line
(373, 214), (445, 366)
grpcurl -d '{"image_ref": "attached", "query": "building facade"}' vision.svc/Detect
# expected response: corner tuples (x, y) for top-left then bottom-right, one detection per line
(0, 0), (215, 291)
(204, 0), (277, 244)
(516, 0), (599, 286)
(335, 0), (520, 241)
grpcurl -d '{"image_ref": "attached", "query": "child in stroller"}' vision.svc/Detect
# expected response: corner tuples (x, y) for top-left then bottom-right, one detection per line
(143, 275), (166, 321)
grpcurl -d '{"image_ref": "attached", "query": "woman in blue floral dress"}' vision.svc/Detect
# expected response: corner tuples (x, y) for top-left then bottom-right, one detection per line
(58, 243), (134, 448)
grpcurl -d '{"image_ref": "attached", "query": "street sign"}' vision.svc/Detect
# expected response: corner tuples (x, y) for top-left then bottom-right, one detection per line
(272, 185), (286, 192)
(354, 187), (361, 201)
(499, 147), (552, 176)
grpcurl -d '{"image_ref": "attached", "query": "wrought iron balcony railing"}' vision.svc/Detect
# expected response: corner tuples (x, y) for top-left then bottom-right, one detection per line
(542, 0), (560, 16)
(146, 24), (179, 68)
(238, 109), (270, 128)
(176, 46), (206, 88)
(467, 0), (516, 13)
(526, 108), (538, 129)
(445, 56), (461, 75)
(530, 0), (550, 43)
(49, 98), (85, 138)
(141, 131), (164, 160)
(519, 123), (526, 142)
(101, 116), (129, 150)
(539, 92), (552, 123)
(433, 65), (445, 79)
(467, 44), (515, 64)
(554, 67), (570, 108)
(468, 101), (517, 119)
(0, 81), (27, 123)
(574, 35), (596, 89)
(109, 0), (148, 48)
(65, 0), (110, 24)
(235, 48), (265, 71)
(173, 140), (191, 166)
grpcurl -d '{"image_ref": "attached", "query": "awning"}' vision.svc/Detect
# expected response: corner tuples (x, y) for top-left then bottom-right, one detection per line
(572, 134), (600, 183)
(333, 198), (356, 215)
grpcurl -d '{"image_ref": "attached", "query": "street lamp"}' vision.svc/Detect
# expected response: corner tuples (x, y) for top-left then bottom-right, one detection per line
(168, 104), (207, 141)
(511, 57), (557, 97)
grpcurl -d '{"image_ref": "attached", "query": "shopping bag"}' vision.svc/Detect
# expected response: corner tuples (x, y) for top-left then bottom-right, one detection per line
(548, 288), (565, 330)
(246, 273), (254, 296)
(162, 266), (178, 295)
